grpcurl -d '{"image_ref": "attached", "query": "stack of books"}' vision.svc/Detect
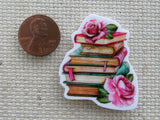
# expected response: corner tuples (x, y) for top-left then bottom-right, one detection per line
(63, 32), (128, 97)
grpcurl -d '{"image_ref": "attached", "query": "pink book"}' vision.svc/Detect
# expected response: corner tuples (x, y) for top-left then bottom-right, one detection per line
(74, 32), (127, 45)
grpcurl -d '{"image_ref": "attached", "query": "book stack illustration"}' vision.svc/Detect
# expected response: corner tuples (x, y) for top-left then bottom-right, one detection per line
(60, 15), (138, 110)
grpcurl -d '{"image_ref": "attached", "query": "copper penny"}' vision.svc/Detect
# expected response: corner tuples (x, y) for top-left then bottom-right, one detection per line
(18, 15), (60, 56)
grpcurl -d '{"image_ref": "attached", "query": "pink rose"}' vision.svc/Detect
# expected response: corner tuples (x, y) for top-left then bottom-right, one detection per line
(82, 19), (107, 43)
(104, 75), (135, 107)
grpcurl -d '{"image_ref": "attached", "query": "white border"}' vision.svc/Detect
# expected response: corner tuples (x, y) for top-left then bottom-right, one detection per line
(59, 14), (138, 111)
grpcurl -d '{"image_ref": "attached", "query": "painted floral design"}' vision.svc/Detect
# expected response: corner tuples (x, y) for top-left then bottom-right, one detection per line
(82, 19), (107, 43)
(104, 75), (135, 106)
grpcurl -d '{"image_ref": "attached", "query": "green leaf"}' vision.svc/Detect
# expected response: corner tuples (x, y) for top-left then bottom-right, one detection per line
(98, 88), (109, 97)
(125, 74), (134, 82)
(106, 33), (113, 40)
(116, 62), (130, 76)
(97, 97), (110, 103)
(107, 30), (116, 34)
(106, 24), (118, 33)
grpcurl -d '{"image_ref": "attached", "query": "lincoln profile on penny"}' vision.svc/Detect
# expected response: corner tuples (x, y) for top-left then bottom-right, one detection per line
(19, 15), (60, 56)
(28, 18), (50, 54)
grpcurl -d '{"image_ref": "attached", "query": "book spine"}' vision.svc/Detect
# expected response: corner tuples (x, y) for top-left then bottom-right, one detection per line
(112, 42), (124, 56)
(62, 60), (71, 72)
(113, 47), (127, 65)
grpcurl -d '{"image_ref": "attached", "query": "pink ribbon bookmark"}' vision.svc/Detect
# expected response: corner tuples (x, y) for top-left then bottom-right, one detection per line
(68, 68), (75, 81)
(103, 61), (107, 72)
